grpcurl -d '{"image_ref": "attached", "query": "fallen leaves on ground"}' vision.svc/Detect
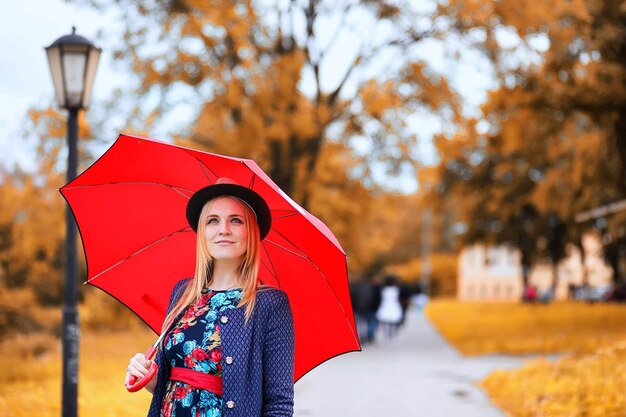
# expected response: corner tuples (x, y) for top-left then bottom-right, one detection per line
(0, 328), (155, 417)
(426, 299), (626, 417)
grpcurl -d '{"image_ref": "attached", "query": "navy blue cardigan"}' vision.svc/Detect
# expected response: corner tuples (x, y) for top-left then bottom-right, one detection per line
(147, 278), (295, 417)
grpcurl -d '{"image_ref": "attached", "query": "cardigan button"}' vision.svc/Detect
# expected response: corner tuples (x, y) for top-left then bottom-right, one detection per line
(226, 400), (235, 409)
(220, 316), (229, 324)
(225, 356), (234, 365)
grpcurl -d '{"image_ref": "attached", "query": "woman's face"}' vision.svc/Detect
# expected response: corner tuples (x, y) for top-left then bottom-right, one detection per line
(204, 197), (249, 262)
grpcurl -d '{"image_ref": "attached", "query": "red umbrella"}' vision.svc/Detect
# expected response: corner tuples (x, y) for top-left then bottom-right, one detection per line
(60, 133), (359, 382)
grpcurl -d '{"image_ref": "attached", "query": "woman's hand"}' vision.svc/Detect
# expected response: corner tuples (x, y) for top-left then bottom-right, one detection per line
(125, 352), (157, 394)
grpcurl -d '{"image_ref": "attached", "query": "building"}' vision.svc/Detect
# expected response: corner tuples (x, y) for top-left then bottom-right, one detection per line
(457, 233), (613, 301)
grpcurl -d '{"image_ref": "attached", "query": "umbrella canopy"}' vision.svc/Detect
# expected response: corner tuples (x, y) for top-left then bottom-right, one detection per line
(60, 133), (359, 381)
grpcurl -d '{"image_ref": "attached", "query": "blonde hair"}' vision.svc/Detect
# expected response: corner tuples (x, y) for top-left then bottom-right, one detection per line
(161, 196), (261, 334)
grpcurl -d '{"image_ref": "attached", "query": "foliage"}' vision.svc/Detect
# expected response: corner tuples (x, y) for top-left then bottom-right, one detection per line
(48, 0), (466, 280)
(427, 299), (626, 416)
(79, 287), (147, 332)
(73, 0), (459, 204)
(0, 105), (97, 337)
(426, 300), (626, 356)
(0, 171), (66, 305)
(387, 252), (458, 296)
(0, 284), (51, 341)
(3, 302), (626, 416)
(0, 328), (155, 417)
(483, 340), (626, 417)
(431, 0), (626, 282)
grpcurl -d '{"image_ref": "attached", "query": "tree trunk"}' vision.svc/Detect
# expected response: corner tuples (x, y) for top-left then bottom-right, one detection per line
(605, 241), (621, 284)
(577, 239), (589, 287)
(268, 139), (296, 202)
(615, 105), (626, 192)
(550, 262), (559, 294)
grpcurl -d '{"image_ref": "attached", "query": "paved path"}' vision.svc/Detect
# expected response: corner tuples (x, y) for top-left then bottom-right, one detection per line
(294, 310), (526, 417)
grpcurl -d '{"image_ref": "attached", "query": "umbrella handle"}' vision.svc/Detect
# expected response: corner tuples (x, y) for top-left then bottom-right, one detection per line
(125, 346), (159, 393)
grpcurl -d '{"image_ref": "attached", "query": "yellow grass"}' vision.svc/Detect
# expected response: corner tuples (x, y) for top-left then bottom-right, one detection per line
(3, 300), (625, 417)
(425, 300), (626, 355)
(426, 300), (626, 417)
(0, 327), (156, 417)
(482, 340), (626, 417)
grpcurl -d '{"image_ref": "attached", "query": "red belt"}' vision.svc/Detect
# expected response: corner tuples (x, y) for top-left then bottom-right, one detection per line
(169, 367), (223, 396)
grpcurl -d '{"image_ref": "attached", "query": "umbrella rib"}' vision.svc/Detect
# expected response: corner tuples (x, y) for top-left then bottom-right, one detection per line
(260, 258), (279, 281)
(87, 227), (191, 284)
(187, 152), (219, 183)
(178, 155), (301, 223)
(63, 181), (196, 195)
(310, 264), (361, 347)
(260, 241), (280, 283)
(180, 148), (250, 184)
(266, 229), (359, 344)
(272, 212), (299, 221)
(174, 153), (311, 230)
(248, 172), (257, 189)
(264, 239), (309, 260)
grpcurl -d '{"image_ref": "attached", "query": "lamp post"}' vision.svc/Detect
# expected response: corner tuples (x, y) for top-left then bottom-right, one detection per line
(45, 27), (101, 417)
(420, 207), (432, 295)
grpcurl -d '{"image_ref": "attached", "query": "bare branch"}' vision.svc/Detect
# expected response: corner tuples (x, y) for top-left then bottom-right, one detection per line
(301, 0), (323, 101)
(317, 3), (353, 62)
(326, 27), (432, 105)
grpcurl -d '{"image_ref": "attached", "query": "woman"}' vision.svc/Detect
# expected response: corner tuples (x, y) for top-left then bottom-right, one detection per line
(125, 178), (295, 417)
(375, 274), (403, 340)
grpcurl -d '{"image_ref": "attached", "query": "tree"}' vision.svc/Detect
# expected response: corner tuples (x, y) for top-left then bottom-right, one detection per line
(2, 105), (95, 307)
(60, 0), (469, 280)
(432, 0), (626, 286)
(546, 212), (567, 291)
(74, 0), (458, 207)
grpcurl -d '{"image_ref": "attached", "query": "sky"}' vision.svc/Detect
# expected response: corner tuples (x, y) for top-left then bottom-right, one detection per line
(0, 0), (497, 192)
(0, 0), (132, 171)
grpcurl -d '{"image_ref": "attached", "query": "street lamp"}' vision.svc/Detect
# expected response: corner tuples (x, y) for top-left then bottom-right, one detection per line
(45, 26), (101, 417)
(46, 26), (101, 110)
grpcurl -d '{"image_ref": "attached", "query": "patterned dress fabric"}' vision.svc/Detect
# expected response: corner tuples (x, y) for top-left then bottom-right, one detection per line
(160, 288), (242, 417)
(147, 278), (295, 417)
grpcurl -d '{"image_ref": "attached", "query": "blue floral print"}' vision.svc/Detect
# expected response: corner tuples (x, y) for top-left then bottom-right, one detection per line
(159, 288), (242, 417)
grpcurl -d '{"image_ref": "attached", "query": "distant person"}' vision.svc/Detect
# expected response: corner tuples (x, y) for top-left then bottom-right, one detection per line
(540, 287), (555, 303)
(365, 277), (382, 344)
(376, 275), (403, 339)
(523, 284), (538, 302)
(567, 283), (578, 300)
(411, 284), (429, 312)
(608, 281), (626, 302)
(398, 283), (413, 326)
(350, 276), (373, 344)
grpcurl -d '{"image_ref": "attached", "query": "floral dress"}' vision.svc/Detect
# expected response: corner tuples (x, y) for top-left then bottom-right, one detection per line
(160, 288), (242, 417)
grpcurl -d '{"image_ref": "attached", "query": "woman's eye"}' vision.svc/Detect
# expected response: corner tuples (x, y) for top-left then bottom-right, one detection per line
(232, 218), (243, 224)
(207, 218), (218, 224)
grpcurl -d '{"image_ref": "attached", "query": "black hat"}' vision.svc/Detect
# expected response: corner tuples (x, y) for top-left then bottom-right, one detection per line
(186, 178), (272, 240)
